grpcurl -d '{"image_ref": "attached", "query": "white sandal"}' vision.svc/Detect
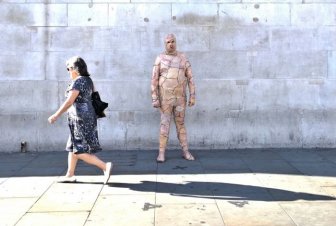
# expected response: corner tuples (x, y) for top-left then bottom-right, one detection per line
(103, 162), (113, 184)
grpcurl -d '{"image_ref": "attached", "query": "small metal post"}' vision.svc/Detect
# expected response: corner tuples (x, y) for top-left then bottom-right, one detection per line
(21, 141), (27, 153)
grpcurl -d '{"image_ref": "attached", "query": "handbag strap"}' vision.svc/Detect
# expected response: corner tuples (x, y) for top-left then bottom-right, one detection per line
(92, 79), (96, 92)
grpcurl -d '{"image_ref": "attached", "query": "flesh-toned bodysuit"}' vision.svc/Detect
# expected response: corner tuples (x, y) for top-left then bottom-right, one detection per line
(151, 51), (196, 152)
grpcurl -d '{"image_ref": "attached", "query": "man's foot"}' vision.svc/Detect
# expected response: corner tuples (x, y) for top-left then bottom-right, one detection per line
(57, 175), (76, 183)
(104, 162), (113, 184)
(182, 150), (195, 161)
(156, 151), (165, 163)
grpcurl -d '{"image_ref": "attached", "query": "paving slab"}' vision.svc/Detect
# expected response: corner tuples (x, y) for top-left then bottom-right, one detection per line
(239, 149), (284, 160)
(288, 161), (336, 177)
(0, 162), (31, 177)
(26, 152), (67, 167)
(0, 153), (37, 164)
(243, 159), (302, 175)
(15, 167), (65, 177)
(0, 177), (54, 198)
(0, 198), (37, 226)
(114, 161), (157, 175)
(99, 151), (157, 175)
(15, 212), (89, 226)
(134, 150), (157, 161)
(157, 158), (204, 175)
(277, 150), (326, 162)
(0, 169), (18, 178)
(155, 203), (224, 226)
(280, 202), (336, 226)
(29, 182), (103, 212)
(308, 175), (336, 187)
(85, 195), (155, 226)
(216, 200), (296, 226)
(199, 157), (250, 171)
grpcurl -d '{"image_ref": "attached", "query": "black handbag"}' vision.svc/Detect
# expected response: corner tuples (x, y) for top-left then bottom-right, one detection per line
(91, 91), (108, 118)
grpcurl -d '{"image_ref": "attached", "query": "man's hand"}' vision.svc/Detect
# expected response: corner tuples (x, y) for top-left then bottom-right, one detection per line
(152, 99), (161, 108)
(188, 96), (195, 107)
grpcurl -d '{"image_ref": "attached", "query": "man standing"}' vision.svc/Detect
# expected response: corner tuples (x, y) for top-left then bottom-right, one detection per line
(151, 34), (196, 163)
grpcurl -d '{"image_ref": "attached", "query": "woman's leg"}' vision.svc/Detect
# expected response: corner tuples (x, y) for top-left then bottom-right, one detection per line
(66, 152), (78, 177)
(76, 153), (112, 184)
(76, 153), (106, 171)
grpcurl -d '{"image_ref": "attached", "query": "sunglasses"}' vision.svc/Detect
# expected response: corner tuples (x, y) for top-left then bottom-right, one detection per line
(68, 67), (75, 72)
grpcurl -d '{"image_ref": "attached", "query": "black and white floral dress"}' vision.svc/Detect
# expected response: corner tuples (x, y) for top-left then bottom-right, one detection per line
(65, 76), (102, 154)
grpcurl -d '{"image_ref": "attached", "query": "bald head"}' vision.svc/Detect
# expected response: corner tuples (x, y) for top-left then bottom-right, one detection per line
(164, 33), (177, 54)
(165, 33), (176, 41)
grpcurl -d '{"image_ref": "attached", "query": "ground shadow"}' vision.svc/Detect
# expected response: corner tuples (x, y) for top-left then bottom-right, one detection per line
(109, 180), (336, 202)
(58, 179), (336, 202)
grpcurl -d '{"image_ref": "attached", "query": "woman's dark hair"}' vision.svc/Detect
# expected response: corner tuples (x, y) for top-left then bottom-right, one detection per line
(66, 56), (90, 77)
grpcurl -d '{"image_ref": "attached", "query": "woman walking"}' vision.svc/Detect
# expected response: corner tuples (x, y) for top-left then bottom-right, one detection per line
(48, 56), (112, 184)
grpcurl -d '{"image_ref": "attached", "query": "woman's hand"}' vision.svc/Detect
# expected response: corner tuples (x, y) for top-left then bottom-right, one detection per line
(48, 89), (79, 124)
(48, 114), (58, 124)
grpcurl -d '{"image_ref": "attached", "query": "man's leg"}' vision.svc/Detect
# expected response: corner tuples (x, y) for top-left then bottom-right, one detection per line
(174, 102), (194, 160)
(157, 104), (173, 162)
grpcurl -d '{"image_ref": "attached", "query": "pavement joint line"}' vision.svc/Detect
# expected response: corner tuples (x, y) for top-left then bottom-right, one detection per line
(279, 202), (299, 226)
(83, 182), (105, 225)
(214, 194), (226, 225)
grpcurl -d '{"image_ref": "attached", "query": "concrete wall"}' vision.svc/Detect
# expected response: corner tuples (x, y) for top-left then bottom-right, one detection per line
(0, 0), (336, 152)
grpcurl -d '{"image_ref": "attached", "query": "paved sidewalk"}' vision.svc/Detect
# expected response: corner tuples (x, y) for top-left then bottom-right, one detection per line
(0, 149), (336, 226)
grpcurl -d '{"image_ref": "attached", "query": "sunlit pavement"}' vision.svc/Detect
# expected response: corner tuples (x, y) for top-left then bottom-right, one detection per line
(1, 149), (336, 226)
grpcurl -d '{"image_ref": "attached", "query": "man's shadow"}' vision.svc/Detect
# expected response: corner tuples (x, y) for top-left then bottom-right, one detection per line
(108, 180), (335, 202)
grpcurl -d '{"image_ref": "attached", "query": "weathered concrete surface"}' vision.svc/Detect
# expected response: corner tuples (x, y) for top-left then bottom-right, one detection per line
(1, 1), (336, 152)
(0, 149), (335, 226)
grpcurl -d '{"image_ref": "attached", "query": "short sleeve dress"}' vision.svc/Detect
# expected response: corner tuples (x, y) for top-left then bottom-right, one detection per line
(65, 76), (102, 154)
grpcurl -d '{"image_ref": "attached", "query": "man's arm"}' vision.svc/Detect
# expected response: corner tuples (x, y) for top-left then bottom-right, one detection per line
(186, 60), (196, 107)
(151, 56), (161, 108)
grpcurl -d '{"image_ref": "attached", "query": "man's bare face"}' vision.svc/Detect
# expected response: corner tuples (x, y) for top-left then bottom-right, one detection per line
(165, 37), (176, 53)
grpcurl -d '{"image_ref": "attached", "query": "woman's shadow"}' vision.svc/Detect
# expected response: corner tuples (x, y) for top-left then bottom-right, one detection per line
(108, 180), (335, 202)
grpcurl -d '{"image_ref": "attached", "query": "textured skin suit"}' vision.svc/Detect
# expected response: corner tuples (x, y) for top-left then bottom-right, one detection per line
(151, 34), (196, 162)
